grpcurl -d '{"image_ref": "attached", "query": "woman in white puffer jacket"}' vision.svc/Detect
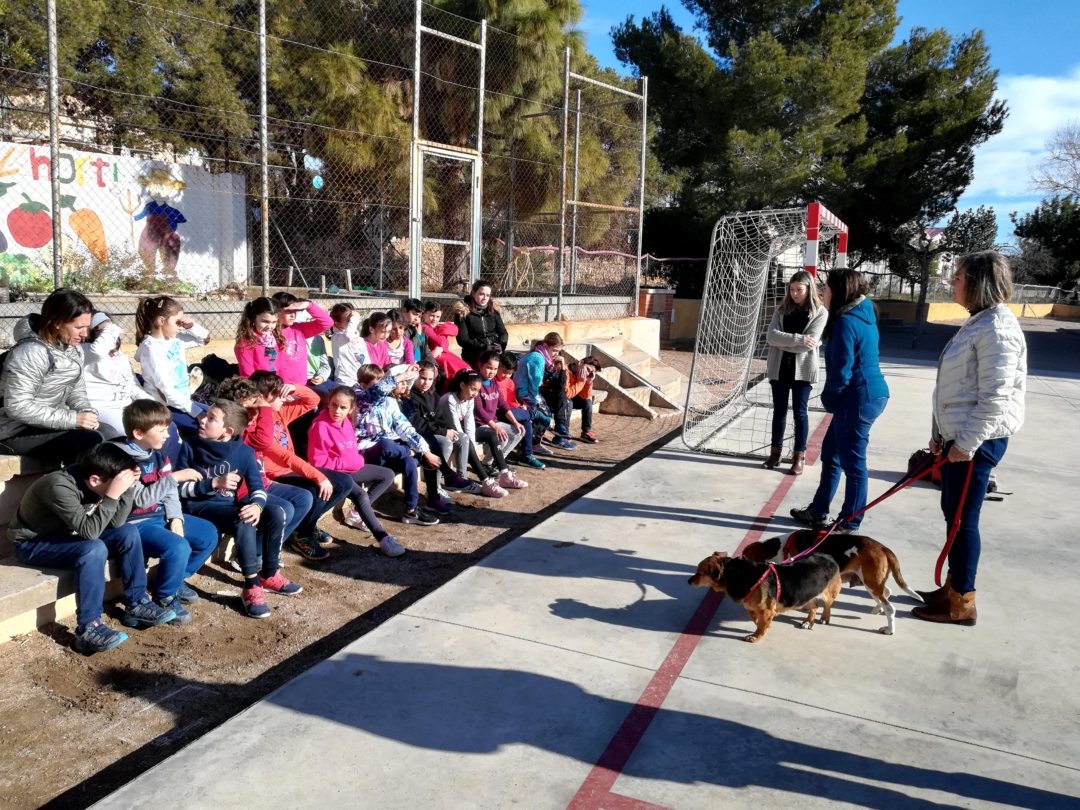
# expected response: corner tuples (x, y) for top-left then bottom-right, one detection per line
(912, 251), (1026, 627)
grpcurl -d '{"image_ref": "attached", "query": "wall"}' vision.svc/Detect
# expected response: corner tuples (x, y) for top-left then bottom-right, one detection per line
(0, 142), (247, 294)
(671, 299), (701, 341)
(876, 301), (1080, 322)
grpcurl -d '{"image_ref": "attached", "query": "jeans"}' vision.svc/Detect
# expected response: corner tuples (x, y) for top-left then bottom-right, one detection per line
(164, 403), (207, 465)
(362, 438), (439, 511)
(809, 396), (888, 529)
(543, 386), (569, 432)
(348, 465), (396, 538)
(14, 524), (146, 628)
(276, 469), (354, 537)
(133, 514), (219, 599)
(476, 423), (520, 468)
(267, 481), (316, 540)
(508, 407), (534, 455)
(942, 438), (1007, 593)
(770, 380), (812, 452)
(183, 496), (290, 578)
(0, 427), (103, 464)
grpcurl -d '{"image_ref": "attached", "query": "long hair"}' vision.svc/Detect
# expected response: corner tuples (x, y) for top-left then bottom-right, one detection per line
(955, 251), (1012, 312)
(467, 279), (501, 314)
(361, 311), (392, 340)
(237, 297), (285, 349)
(37, 288), (93, 347)
(135, 295), (182, 345)
(777, 271), (822, 316)
(822, 270), (870, 341)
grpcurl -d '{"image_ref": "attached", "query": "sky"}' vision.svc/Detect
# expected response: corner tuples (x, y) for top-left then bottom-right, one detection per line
(579, 0), (1080, 242)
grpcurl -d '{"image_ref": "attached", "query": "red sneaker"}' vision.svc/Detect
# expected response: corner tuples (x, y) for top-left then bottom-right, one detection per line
(259, 571), (303, 596)
(241, 585), (271, 618)
(580, 431), (598, 444)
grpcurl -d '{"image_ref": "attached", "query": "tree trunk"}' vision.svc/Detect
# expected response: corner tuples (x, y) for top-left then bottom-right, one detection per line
(911, 253), (933, 349)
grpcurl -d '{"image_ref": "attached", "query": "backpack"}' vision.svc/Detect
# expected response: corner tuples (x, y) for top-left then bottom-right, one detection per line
(907, 448), (943, 487)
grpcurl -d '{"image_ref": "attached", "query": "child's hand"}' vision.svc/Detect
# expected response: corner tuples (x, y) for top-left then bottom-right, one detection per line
(318, 478), (334, 501)
(213, 471), (241, 491)
(280, 384), (296, 399)
(423, 451), (441, 469)
(493, 423), (509, 443)
(432, 346), (443, 358)
(239, 503), (262, 525)
(177, 316), (195, 330)
(172, 468), (203, 483)
(168, 518), (184, 537)
(514, 421), (526, 435)
(107, 468), (141, 499)
(285, 301), (311, 312)
(310, 375), (324, 386)
(446, 429), (458, 442)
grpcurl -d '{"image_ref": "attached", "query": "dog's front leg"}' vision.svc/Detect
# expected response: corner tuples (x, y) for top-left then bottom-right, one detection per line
(744, 609), (773, 643)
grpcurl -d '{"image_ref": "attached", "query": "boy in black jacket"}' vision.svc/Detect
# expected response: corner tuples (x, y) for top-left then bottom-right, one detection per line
(176, 399), (299, 619)
(403, 361), (480, 494)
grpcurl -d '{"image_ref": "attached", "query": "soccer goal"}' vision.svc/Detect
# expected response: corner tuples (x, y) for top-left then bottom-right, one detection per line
(682, 203), (849, 459)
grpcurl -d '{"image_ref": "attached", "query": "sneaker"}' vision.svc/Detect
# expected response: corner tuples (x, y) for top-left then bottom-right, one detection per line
(290, 535), (331, 561)
(122, 597), (176, 628)
(344, 508), (372, 533)
(579, 431), (598, 444)
(176, 582), (200, 605)
(379, 535), (406, 557)
(315, 528), (335, 548)
(499, 469), (528, 489)
(426, 497), (454, 516)
(553, 424), (572, 438)
(402, 508), (439, 526)
(518, 453), (546, 469)
(833, 523), (857, 535)
(483, 462), (500, 480)
(241, 585), (272, 619)
(230, 556), (265, 573)
(790, 506), (827, 528)
(72, 620), (127, 655)
(549, 437), (577, 451)
(156, 595), (192, 626)
(259, 571), (303, 595)
(443, 472), (473, 492)
(533, 444), (555, 457)
(481, 478), (508, 498)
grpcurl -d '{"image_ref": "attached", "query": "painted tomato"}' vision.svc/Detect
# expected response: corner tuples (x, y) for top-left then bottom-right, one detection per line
(7, 194), (53, 249)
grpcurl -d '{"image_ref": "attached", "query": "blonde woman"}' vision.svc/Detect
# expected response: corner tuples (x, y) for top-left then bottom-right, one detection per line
(762, 271), (828, 475)
(913, 251), (1026, 626)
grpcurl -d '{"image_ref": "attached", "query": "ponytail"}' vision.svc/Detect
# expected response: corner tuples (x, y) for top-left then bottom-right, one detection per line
(136, 295), (182, 345)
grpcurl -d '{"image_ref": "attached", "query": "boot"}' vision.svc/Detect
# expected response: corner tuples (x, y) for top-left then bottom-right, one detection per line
(788, 451), (805, 476)
(916, 574), (951, 606)
(762, 446), (782, 469)
(911, 584), (976, 626)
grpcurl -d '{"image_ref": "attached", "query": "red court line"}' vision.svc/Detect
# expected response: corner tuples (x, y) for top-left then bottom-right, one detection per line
(566, 416), (832, 810)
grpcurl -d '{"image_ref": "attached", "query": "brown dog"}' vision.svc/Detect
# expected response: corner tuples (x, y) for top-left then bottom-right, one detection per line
(689, 552), (842, 643)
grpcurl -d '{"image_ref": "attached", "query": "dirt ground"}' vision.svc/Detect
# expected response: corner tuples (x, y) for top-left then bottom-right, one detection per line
(0, 412), (681, 810)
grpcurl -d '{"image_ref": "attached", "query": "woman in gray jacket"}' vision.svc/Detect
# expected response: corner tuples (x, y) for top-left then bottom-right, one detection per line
(762, 271), (828, 475)
(0, 288), (104, 462)
(913, 251), (1026, 626)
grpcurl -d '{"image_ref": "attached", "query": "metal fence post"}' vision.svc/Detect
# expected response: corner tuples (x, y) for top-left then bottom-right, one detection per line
(472, 19), (487, 284)
(505, 141), (515, 269)
(569, 88), (581, 295)
(408, 0), (423, 300)
(46, 0), (62, 289)
(557, 47), (570, 321)
(258, 0), (270, 295)
(633, 76), (648, 317)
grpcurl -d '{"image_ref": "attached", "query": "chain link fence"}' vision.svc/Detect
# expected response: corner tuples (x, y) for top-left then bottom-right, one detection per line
(0, 0), (646, 322)
(860, 273), (1079, 306)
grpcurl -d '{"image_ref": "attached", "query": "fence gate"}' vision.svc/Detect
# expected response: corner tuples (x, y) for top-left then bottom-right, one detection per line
(409, 0), (487, 298)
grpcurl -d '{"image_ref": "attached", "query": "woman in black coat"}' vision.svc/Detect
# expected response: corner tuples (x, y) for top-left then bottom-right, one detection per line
(454, 280), (508, 366)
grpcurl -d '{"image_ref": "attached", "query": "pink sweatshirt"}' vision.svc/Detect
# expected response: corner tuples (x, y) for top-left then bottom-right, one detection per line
(306, 409), (364, 473)
(366, 340), (390, 369)
(235, 303), (333, 384)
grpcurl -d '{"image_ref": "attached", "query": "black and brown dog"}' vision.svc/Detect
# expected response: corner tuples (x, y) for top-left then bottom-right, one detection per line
(689, 552), (841, 643)
(740, 530), (923, 635)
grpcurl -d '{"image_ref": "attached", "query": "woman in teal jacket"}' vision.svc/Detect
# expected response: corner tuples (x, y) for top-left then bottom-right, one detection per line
(791, 269), (889, 533)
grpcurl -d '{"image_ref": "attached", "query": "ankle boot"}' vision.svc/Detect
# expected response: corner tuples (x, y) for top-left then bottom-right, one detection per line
(916, 574), (952, 606)
(788, 451), (805, 475)
(762, 446), (782, 469)
(911, 584), (976, 626)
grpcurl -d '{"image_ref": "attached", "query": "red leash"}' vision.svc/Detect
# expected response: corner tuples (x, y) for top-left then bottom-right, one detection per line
(746, 563), (781, 602)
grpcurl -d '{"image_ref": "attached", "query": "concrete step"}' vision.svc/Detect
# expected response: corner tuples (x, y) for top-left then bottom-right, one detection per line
(641, 366), (683, 400)
(598, 366), (622, 386)
(616, 350), (654, 378)
(586, 337), (626, 359)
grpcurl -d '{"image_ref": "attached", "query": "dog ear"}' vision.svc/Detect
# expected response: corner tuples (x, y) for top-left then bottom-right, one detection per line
(713, 552), (729, 560)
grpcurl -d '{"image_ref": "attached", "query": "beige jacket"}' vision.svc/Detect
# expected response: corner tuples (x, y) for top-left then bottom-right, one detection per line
(765, 305), (828, 383)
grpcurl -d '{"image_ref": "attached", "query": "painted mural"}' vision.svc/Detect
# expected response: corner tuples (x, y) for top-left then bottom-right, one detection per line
(0, 143), (248, 293)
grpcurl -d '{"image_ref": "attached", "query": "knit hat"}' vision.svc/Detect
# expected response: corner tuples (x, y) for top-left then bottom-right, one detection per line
(90, 312), (110, 329)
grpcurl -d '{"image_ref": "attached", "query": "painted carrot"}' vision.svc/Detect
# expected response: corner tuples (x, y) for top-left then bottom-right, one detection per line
(61, 195), (108, 262)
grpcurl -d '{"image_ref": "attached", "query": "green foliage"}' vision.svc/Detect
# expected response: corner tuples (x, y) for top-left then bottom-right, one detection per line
(1011, 197), (1080, 287)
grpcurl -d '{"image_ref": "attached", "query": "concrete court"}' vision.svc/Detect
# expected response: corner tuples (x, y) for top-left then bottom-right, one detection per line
(95, 361), (1080, 810)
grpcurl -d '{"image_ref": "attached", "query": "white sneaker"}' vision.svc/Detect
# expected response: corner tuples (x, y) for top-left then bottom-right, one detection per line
(481, 478), (507, 498)
(379, 535), (405, 557)
(344, 508), (371, 532)
(499, 469), (528, 489)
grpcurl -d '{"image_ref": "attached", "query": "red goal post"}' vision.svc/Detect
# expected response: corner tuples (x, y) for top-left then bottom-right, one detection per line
(804, 202), (848, 277)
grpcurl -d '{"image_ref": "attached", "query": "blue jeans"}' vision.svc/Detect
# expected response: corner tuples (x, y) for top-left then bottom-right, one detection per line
(133, 514), (219, 599)
(809, 397), (888, 529)
(267, 481), (316, 540)
(508, 407), (534, 455)
(770, 381), (812, 452)
(942, 438), (1007, 593)
(183, 496), (290, 578)
(275, 469), (354, 537)
(14, 524), (146, 628)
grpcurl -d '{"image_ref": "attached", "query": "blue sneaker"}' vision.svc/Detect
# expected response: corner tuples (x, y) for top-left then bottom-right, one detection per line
(518, 454), (546, 469)
(315, 529), (336, 549)
(426, 497), (454, 516)
(156, 595), (192, 626)
(553, 425), (572, 438)
(549, 437), (577, 451)
(176, 582), (200, 605)
(122, 597), (176, 628)
(72, 620), (127, 655)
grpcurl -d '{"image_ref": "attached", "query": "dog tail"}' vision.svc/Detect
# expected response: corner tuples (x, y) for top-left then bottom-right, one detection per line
(885, 547), (923, 602)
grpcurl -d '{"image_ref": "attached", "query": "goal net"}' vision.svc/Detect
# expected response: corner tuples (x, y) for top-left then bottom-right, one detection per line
(682, 203), (849, 458)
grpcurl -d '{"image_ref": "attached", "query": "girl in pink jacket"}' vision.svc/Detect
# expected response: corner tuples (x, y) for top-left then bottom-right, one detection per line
(307, 385), (403, 557)
(235, 296), (333, 386)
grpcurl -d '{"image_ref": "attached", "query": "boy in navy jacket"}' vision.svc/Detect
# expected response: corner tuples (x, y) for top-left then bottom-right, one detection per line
(176, 399), (300, 618)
